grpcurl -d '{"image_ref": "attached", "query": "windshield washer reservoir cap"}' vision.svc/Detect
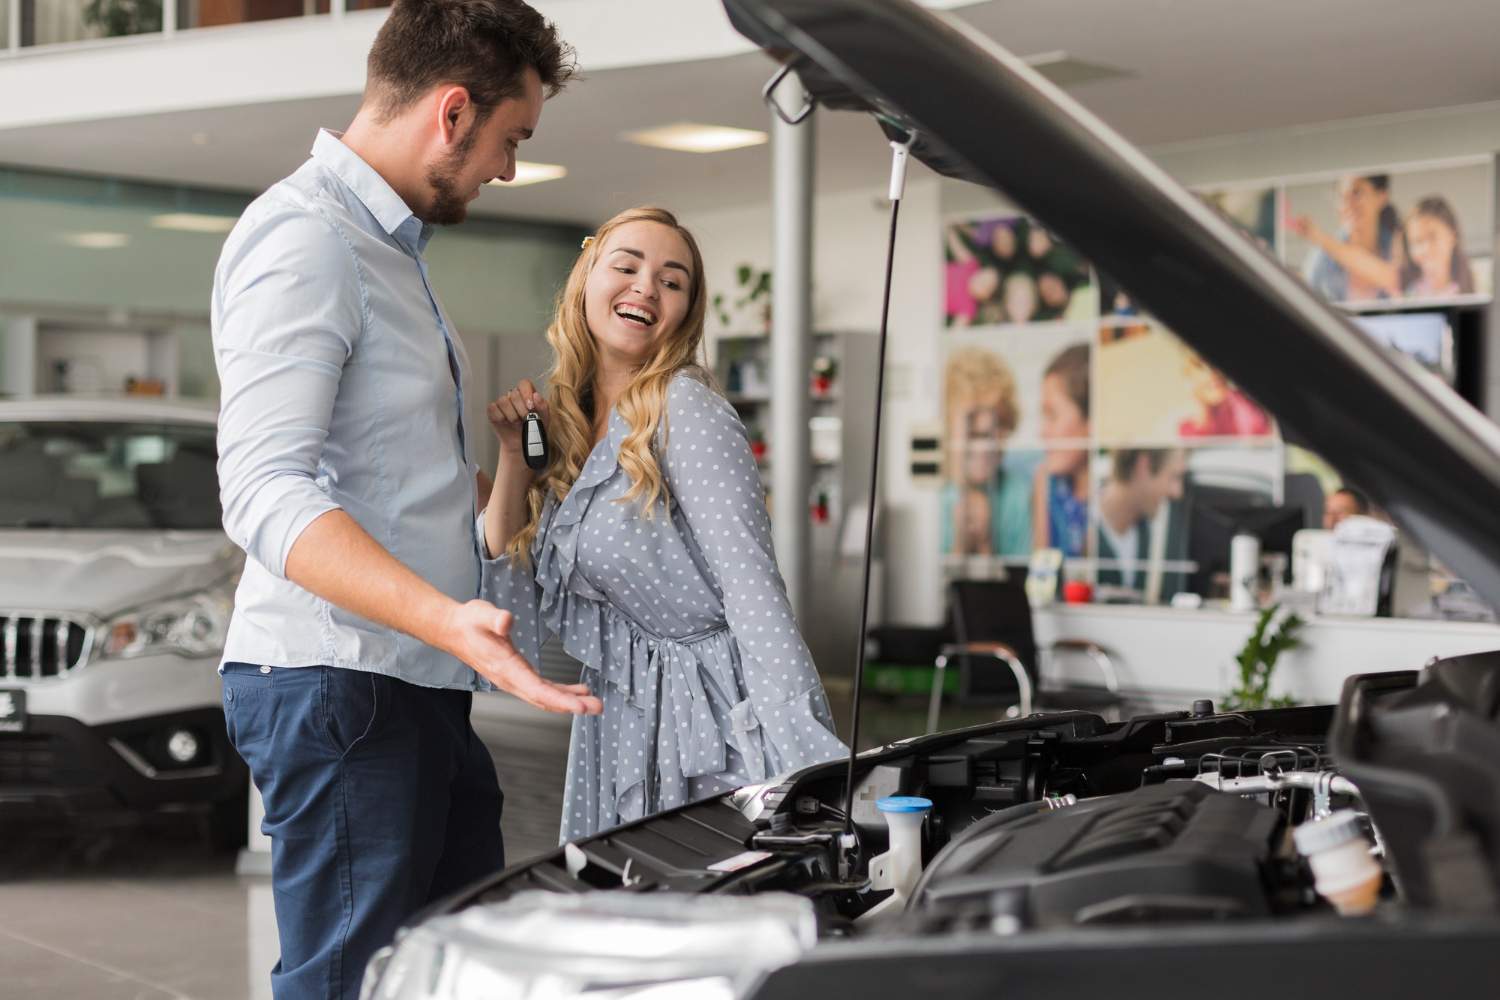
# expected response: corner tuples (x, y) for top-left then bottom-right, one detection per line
(876, 796), (933, 814)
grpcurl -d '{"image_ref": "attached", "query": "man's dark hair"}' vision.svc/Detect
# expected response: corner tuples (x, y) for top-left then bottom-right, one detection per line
(1334, 486), (1370, 514)
(1111, 447), (1172, 483)
(366, 0), (577, 121)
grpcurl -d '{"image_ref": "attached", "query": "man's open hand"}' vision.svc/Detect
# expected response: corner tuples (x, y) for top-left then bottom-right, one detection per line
(444, 600), (602, 715)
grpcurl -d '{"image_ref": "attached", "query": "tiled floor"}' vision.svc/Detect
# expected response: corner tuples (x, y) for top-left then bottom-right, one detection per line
(0, 671), (1011, 1000)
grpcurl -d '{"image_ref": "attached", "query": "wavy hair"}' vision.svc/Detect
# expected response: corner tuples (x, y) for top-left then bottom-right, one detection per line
(507, 206), (710, 562)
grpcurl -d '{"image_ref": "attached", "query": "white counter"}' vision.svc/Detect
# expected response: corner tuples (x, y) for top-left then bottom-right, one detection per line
(1031, 603), (1500, 710)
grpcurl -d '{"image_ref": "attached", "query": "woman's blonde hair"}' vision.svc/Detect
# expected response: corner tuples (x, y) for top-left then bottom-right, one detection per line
(507, 206), (710, 561)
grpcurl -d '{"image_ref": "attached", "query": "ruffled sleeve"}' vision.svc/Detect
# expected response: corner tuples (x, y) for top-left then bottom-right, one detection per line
(661, 376), (846, 772)
(478, 512), (547, 666)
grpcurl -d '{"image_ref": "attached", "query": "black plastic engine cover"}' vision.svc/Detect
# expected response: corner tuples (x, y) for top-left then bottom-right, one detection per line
(914, 783), (1280, 928)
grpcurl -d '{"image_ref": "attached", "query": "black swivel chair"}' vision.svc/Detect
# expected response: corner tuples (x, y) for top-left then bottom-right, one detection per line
(926, 577), (1123, 732)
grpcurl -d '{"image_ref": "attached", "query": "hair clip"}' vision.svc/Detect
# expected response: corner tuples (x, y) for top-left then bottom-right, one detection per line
(580, 235), (595, 250)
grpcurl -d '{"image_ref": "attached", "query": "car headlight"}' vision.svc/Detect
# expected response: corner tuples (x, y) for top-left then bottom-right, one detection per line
(361, 892), (816, 1000)
(101, 579), (235, 660)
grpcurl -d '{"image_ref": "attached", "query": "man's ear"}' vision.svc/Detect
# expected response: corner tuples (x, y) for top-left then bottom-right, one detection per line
(434, 85), (472, 146)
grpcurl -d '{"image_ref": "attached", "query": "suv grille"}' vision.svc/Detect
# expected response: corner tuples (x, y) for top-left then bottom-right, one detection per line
(0, 615), (91, 680)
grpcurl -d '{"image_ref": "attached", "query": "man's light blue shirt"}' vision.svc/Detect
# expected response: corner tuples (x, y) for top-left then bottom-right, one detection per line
(213, 129), (491, 691)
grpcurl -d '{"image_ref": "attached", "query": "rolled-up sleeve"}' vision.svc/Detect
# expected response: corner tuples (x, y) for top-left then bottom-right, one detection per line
(212, 203), (362, 578)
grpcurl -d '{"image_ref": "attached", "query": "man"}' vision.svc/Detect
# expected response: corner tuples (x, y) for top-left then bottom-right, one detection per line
(1324, 486), (1370, 530)
(211, 3), (600, 997)
(1096, 448), (1189, 602)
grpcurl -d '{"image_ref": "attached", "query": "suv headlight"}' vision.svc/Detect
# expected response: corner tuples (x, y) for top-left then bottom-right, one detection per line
(362, 892), (815, 1000)
(102, 578), (235, 660)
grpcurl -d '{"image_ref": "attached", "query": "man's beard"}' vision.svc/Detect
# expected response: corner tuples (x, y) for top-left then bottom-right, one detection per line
(420, 119), (481, 226)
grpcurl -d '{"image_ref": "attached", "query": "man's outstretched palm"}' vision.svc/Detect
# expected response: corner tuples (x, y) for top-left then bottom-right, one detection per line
(447, 600), (602, 715)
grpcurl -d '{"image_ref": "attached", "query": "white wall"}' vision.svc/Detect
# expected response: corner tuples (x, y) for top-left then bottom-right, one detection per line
(685, 101), (1500, 628)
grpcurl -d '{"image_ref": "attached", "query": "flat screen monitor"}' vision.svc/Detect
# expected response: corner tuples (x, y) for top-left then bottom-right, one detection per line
(1187, 491), (1307, 596)
(1352, 311), (1456, 385)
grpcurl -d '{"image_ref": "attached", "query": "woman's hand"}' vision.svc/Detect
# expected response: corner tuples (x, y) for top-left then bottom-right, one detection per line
(488, 379), (548, 469)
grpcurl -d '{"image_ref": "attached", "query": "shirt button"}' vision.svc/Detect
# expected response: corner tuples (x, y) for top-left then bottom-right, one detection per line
(260, 665), (271, 675)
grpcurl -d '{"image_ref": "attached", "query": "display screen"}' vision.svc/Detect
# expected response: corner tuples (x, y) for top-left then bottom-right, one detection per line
(1352, 311), (1456, 385)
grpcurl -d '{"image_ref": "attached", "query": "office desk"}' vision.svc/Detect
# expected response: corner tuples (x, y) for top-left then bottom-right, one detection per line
(1031, 603), (1500, 710)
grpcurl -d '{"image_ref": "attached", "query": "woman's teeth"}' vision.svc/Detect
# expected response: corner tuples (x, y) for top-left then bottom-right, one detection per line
(615, 306), (656, 327)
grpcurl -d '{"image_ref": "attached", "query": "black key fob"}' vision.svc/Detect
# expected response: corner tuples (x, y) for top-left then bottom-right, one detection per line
(523, 411), (549, 471)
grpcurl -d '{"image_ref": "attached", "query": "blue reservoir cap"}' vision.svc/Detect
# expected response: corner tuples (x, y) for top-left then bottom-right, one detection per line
(876, 796), (933, 814)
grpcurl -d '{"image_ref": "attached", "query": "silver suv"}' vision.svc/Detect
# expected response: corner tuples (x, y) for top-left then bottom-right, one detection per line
(0, 396), (246, 845)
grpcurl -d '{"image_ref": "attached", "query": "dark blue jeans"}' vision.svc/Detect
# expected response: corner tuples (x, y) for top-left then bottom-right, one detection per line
(222, 663), (505, 1000)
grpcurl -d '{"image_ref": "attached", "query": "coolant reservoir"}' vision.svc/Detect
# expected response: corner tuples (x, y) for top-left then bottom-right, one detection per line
(861, 796), (933, 921)
(1293, 810), (1383, 916)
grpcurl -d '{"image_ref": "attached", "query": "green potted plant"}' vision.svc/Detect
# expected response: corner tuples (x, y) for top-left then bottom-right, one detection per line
(1223, 604), (1305, 711)
(713, 264), (772, 330)
(82, 0), (163, 37)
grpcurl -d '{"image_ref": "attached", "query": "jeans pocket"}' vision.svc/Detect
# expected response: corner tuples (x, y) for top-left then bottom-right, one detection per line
(222, 663), (276, 752)
(320, 668), (382, 758)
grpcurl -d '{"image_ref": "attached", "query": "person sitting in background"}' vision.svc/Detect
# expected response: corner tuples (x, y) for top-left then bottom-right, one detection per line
(1324, 486), (1369, 530)
(1289, 173), (1404, 303)
(1402, 196), (1475, 299)
(1032, 343), (1090, 557)
(1096, 448), (1188, 601)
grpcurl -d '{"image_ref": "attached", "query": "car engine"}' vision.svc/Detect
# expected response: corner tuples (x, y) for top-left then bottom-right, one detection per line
(368, 659), (1500, 1000)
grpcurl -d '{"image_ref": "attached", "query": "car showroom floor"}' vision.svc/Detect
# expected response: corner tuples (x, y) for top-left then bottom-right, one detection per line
(0, 666), (1014, 1000)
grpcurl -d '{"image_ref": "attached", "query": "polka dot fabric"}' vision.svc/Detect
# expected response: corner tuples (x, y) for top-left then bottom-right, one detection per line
(482, 373), (848, 843)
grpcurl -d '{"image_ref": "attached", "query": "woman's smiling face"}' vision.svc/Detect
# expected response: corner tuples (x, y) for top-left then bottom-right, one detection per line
(584, 220), (694, 368)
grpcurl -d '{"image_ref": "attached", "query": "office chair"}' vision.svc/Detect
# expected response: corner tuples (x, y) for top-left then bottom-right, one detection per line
(926, 577), (1122, 732)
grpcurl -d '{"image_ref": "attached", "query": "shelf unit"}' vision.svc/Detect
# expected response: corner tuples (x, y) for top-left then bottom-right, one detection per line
(707, 329), (879, 678)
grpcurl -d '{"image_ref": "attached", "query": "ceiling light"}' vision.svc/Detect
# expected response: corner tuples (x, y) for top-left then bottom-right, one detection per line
(151, 212), (237, 234)
(60, 232), (130, 249)
(619, 123), (768, 154)
(487, 162), (568, 188)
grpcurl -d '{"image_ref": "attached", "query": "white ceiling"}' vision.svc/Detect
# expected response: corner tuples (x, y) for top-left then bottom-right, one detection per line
(1, 0), (1499, 227)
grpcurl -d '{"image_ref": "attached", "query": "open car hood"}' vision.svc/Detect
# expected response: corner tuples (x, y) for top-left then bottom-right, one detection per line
(723, 0), (1500, 612)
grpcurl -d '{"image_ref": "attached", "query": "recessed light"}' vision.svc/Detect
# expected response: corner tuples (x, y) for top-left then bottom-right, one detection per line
(619, 123), (768, 154)
(60, 232), (130, 249)
(150, 213), (237, 234)
(487, 161), (568, 188)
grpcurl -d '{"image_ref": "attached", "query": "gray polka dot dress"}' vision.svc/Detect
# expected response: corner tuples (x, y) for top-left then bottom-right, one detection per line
(482, 373), (848, 843)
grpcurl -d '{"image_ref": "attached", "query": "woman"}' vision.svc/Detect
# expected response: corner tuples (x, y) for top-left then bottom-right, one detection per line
(1289, 173), (1403, 303)
(1177, 349), (1271, 438)
(939, 345), (1031, 557)
(480, 207), (846, 842)
(1031, 343), (1090, 557)
(1402, 195), (1475, 298)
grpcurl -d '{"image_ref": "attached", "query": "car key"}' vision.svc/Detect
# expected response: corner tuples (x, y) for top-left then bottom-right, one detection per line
(523, 410), (549, 471)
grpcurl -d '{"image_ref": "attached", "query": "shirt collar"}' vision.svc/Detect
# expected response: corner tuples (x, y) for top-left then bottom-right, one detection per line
(310, 129), (435, 253)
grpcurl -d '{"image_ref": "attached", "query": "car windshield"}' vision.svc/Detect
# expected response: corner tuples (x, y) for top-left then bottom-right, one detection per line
(0, 420), (220, 531)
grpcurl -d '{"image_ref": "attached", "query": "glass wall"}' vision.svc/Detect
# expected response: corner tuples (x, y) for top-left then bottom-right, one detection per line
(0, 164), (582, 401)
(5, 0), (391, 49)
(23, 0), (161, 47)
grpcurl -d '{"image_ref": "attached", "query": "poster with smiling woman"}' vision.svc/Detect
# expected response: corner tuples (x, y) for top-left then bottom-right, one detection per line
(1282, 158), (1493, 307)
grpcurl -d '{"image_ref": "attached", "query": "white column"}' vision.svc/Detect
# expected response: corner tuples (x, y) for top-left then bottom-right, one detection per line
(769, 78), (815, 620)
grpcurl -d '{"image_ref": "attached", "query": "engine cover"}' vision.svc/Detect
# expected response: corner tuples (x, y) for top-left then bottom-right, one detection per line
(912, 783), (1281, 929)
